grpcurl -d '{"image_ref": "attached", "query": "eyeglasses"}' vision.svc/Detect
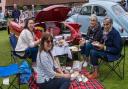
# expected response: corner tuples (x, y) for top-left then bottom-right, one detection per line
(46, 40), (52, 44)
(90, 19), (96, 21)
(103, 23), (110, 26)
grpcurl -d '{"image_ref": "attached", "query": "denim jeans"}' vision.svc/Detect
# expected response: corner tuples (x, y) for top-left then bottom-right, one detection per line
(90, 49), (107, 66)
(25, 47), (38, 62)
(81, 42), (94, 57)
(38, 78), (70, 89)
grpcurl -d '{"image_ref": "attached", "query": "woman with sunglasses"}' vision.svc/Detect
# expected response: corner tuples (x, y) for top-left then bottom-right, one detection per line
(36, 32), (71, 89)
(15, 18), (41, 65)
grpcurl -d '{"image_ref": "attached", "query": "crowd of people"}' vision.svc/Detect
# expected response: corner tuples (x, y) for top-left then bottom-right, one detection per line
(13, 14), (122, 89)
(7, 2), (122, 89)
(1, 3), (35, 23)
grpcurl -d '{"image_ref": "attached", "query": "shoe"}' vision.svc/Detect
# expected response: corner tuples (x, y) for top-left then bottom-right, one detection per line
(82, 61), (88, 67)
(87, 71), (99, 79)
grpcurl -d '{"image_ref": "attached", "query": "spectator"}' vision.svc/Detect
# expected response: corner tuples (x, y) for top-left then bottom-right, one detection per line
(127, 0), (128, 9)
(88, 17), (122, 79)
(79, 14), (102, 65)
(12, 4), (21, 23)
(20, 6), (32, 21)
(0, 10), (4, 19)
(4, 9), (10, 19)
(36, 32), (71, 89)
(15, 18), (41, 66)
(31, 4), (35, 17)
(120, 0), (127, 11)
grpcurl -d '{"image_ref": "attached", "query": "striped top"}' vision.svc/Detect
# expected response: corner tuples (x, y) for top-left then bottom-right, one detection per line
(36, 50), (58, 83)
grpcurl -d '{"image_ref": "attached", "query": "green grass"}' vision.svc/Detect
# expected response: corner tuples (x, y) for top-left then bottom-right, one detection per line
(0, 30), (128, 89)
(0, 30), (11, 65)
(0, 30), (27, 89)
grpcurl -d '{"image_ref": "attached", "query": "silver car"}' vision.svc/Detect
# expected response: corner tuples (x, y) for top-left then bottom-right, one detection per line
(0, 12), (7, 30)
(66, 1), (128, 37)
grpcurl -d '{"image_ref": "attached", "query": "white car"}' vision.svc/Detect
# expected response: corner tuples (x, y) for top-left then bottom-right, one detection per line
(66, 0), (128, 37)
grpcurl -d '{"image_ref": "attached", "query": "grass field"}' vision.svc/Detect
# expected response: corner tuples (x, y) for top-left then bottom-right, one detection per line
(0, 30), (128, 89)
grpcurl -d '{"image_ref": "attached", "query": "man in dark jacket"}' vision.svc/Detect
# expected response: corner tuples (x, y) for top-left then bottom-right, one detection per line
(79, 14), (103, 64)
(88, 17), (122, 79)
(12, 4), (20, 23)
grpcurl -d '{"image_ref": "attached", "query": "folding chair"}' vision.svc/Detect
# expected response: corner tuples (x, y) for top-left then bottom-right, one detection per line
(9, 33), (30, 63)
(54, 54), (68, 66)
(0, 64), (20, 89)
(0, 60), (32, 89)
(99, 37), (126, 81)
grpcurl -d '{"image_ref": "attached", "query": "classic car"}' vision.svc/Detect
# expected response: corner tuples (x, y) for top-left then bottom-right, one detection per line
(8, 5), (81, 45)
(66, 0), (128, 37)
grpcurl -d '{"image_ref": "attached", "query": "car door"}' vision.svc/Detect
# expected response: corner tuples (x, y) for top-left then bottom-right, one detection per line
(76, 5), (93, 34)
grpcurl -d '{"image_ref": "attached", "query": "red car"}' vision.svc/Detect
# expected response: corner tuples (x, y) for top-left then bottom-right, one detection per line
(8, 5), (81, 45)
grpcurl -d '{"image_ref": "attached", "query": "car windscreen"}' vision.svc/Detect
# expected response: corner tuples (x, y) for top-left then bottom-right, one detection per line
(112, 4), (125, 16)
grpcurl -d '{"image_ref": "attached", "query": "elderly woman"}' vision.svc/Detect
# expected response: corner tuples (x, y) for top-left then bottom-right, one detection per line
(36, 32), (71, 89)
(88, 17), (122, 79)
(15, 18), (41, 65)
(79, 14), (103, 65)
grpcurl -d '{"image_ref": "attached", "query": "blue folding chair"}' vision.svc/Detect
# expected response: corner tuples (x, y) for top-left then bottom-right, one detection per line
(0, 61), (32, 89)
(0, 64), (20, 89)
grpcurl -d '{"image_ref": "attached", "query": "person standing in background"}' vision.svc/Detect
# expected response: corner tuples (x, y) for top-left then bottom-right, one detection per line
(20, 6), (30, 21)
(32, 4), (35, 17)
(12, 4), (21, 23)
(0, 9), (4, 19)
(120, 0), (127, 11)
(126, 0), (128, 10)
(4, 9), (10, 20)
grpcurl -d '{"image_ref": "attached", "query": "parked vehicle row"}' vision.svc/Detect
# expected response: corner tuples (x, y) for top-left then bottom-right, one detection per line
(8, 1), (128, 39)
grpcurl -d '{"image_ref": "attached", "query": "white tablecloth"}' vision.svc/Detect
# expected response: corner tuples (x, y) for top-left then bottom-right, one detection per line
(51, 43), (72, 59)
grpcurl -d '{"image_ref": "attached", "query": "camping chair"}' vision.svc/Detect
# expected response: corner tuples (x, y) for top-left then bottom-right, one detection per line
(56, 54), (68, 66)
(0, 61), (32, 89)
(99, 37), (126, 81)
(9, 33), (30, 63)
(0, 64), (20, 89)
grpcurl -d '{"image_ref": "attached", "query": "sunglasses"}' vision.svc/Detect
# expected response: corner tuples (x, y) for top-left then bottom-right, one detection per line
(46, 40), (52, 44)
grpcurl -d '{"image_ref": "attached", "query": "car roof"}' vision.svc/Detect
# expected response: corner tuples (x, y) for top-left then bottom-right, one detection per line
(83, 1), (118, 8)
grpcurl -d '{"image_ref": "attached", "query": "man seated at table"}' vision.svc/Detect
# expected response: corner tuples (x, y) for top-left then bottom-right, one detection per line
(88, 17), (122, 79)
(79, 14), (102, 65)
